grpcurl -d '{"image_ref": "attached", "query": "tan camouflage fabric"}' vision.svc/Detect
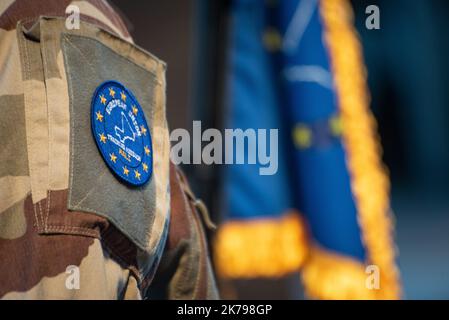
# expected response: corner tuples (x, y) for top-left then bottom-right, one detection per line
(0, 0), (218, 300)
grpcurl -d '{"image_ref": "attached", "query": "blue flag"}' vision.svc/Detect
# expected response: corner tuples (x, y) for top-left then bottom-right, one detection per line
(215, 0), (400, 299)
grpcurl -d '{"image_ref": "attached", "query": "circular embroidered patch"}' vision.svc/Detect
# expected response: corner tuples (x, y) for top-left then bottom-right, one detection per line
(91, 81), (153, 186)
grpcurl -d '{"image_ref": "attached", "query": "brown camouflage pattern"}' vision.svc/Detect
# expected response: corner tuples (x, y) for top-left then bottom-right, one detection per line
(0, 0), (218, 300)
(147, 164), (219, 299)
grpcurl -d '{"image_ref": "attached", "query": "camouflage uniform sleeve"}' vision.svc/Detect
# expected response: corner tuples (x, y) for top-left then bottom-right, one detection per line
(147, 163), (220, 300)
(0, 0), (171, 300)
(0, 23), (138, 299)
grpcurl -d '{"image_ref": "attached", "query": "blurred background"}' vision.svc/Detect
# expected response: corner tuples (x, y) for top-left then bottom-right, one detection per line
(109, 0), (449, 299)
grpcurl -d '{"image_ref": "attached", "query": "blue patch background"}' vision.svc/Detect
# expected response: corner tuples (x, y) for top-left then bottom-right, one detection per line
(91, 80), (153, 186)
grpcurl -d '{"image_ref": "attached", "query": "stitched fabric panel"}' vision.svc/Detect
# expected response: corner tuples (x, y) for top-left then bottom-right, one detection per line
(62, 33), (158, 251)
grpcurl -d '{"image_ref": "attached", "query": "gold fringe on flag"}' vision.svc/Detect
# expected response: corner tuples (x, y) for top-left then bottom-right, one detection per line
(302, 246), (379, 300)
(301, 0), (401, 299)
(214, 211), (309, 278)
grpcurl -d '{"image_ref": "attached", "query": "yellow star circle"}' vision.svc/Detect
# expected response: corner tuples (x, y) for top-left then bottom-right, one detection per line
(96, 111), (104, 122)
(123, 166), (129, 176)
(99, 133), (107, 143)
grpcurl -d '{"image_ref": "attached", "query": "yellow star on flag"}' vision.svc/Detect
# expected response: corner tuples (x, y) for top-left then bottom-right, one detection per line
(99, 133), (107, 143)
(110, 153), (117, 163)
(142, 163), (148, 172)
(293, 124), (311, 149)
(123, 166), (129, 176)
(109, 87), (115, 98)
(96, 111), (104, 122)
(144, 146), (150, 155)
(134, 169), (141, 180)
(132, 105), (138, 116)
(120, 91), (127, 102)
(140, 125), (147, 136)
(100, 94), (107, 105)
